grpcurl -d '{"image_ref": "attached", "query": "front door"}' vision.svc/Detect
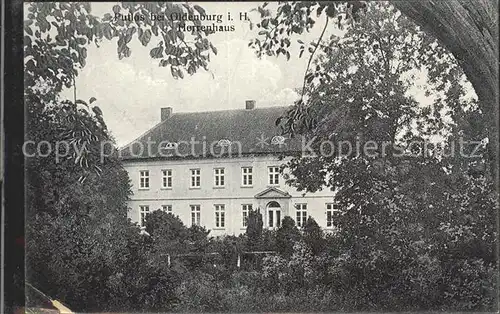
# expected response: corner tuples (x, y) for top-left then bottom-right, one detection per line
(266, 201), (281, 228)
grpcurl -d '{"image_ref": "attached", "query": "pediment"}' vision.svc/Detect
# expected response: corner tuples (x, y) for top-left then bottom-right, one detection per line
(254, 187), (291, 199)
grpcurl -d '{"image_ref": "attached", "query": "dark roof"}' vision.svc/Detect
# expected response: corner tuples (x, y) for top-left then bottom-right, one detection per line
(119, 106), (303, 160)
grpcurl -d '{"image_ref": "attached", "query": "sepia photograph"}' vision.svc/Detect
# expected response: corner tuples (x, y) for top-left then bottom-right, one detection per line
(18, 1), (498, 313)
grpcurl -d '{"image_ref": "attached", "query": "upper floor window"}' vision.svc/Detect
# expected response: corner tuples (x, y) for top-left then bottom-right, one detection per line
(326, 203), (340, 228)
(214, 168), (225, 187)
(295, 203), (307, 227)
(161, 205), (172, 213)
(162, 169), (172, 189)
(268, 166), (280, 185)
(190, 205), (201, 226)
(241, 167), (253, 186)
(139, 205), (150, 227)
(214, 204), (225, 228)
(242, 204), (252, 227)
(190, 169), (201, 188)
(139, 170), (149, 189)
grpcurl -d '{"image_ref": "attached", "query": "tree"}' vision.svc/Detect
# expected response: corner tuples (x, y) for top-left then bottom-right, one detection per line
(145, 210), (191, 255)
(188, 225), (211, 255)
(246, 208), (263, 250)
(392, 1), (498, 181)
(25, 87), (145, 311)
(23, 3), (221, 310)
(24, 45), (154, 311)
(249, 0), (498, 185)
(275, 216), (301, 258)
(303, 216), (325, 256)
(250, 2), (497, 310)
(24, 2), (218, 174)
(23, 4), (220, 307)
(280, 1), (467, 191)
(25, 2), (216, 93)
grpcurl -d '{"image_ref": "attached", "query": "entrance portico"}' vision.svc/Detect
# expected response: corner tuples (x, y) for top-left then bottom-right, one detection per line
(254, 187), (291, 228)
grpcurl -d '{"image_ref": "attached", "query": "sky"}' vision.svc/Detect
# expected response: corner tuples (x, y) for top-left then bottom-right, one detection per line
(55, 2), (473, 147)
(59, 2), (341, 146)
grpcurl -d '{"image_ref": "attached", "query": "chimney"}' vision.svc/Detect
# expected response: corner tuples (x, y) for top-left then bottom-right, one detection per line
(245, 100), (256, 110)
(161, 107), (172, 121)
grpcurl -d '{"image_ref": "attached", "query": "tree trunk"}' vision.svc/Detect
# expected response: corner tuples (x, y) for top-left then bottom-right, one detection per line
(392, 0), (498, 185)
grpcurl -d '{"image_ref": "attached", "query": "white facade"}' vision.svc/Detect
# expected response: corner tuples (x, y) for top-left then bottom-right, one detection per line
(124, 154), (337, 236)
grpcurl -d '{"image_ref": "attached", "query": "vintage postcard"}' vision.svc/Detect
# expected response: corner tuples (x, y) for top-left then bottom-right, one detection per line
(21, 1), (498, 313)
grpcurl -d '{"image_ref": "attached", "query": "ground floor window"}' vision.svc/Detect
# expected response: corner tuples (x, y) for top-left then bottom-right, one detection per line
(215, 204), (225, 228)
(161, 205), (172, 213)
(326, 203), (340, 227)
(139, 205), (150, 227)
(242, 204), (252, 227)
(295, 203), (307, 227)
(190, 205), (201, 226)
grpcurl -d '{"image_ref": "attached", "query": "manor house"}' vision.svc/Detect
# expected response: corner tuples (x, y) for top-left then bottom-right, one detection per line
(120, 100), (338, 236)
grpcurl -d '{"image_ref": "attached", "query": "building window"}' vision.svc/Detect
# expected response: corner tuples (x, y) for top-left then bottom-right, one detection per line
(267, 201), (281, 228)
(162, 169), (172, 188)
(295, 204), (307, 227)
(139, 205), (150, 227)
(215, 204), (225, 228)
(241, 167), (253, 186)
(268, 166), (280, 185)
(190, 205), (201, 226)
(161, 205), (172, 213)
(326, 203), (340, 227)
(214, 168), (225, 187)
(268, 209), (281, 228)
(139, 170), (149, 189)
(190, 169), (201, 188)
(242, 204), (252, 227)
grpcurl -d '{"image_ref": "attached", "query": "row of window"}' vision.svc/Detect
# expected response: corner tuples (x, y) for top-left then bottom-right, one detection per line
(138, 203), (340, 228)
(138, 166), (280, 189)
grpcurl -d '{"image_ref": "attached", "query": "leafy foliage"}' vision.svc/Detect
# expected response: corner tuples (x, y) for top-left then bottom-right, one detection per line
(26, 89), (144, 311)
(275, 216), (301, 258)
(303, 216), (326, 255)
(26, 2), (497, 312)
(245, 208), (263, 250)
(24, 2), (217, 175)
(247, 1), (497, 312)
(24, 2), (216, 93)
(249, 1), (368, 60)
